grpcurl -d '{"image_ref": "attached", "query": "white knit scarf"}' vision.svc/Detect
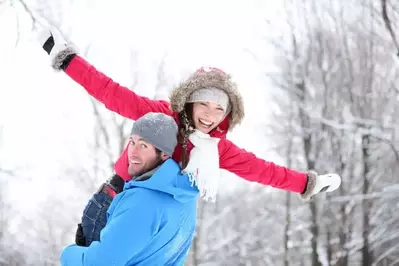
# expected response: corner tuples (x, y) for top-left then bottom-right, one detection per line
(182, 129), (221, 202)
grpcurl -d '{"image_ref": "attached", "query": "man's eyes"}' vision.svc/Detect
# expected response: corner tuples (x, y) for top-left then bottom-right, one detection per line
(129, 140), (148, 148)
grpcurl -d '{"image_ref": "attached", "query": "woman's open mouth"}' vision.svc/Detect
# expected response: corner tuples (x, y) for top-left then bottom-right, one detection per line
(198, 118), (213, 128)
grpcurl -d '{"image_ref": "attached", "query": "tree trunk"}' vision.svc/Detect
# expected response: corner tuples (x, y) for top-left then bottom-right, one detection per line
(297, 78), (321, 266)
(361, 134), (372, 266)
(283, 192), (291, 266)
(309, 201), (322, 266)
(303, 133), (321, 266)
(192, 201), (205, 266)
(337, 185), (349, 266)
(326, 199), (332, 266)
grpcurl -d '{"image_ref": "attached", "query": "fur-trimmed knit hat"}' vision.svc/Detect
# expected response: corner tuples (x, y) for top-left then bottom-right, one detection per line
(169, 66), (245, 131)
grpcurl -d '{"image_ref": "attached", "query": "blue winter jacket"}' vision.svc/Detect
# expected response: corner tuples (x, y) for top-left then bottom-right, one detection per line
(60, 159), (199, 266)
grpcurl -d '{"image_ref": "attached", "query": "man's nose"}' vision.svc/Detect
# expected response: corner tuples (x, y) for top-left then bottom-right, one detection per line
(130, 144), (140, 154)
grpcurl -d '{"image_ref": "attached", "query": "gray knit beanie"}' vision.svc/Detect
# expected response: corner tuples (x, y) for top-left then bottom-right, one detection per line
(131, 112), (178, 156)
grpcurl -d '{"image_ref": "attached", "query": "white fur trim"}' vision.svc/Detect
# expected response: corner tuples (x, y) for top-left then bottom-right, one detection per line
(52, 47), (76, 70)
(182, 130), (221, 202)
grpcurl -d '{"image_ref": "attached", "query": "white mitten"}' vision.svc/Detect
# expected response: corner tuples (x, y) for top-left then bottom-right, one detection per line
(36, 25), (76, 70)
(300, 171), (341, 200)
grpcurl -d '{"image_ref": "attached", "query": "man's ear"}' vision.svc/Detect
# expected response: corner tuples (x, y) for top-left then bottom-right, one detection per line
(161, 153), (170, 161)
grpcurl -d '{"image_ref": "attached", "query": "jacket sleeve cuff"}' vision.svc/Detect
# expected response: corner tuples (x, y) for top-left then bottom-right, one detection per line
(60, 244), (87, 266)
(299, 170), (317, 201)
(52, 47), (77, 71)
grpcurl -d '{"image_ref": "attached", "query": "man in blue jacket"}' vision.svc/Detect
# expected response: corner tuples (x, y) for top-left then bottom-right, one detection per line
(61, 112), (199, 266)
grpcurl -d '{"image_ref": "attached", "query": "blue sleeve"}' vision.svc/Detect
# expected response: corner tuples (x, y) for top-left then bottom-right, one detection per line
(60, 197), (162, 266)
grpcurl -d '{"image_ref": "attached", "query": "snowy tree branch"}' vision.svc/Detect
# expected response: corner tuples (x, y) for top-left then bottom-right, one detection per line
(381, 0), (399, 57)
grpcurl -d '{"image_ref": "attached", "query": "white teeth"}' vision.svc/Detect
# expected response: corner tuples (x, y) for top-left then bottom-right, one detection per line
(130, 160), (140, 164)
(199, 119), (212, 126)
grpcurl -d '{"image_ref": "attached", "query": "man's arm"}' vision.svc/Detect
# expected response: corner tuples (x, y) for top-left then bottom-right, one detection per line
(61, 196), (162, 266)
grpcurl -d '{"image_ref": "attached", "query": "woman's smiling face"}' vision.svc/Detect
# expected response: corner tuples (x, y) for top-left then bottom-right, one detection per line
(191, 102), (226, 133)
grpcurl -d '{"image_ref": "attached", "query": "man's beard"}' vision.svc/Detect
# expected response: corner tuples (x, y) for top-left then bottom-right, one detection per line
(131, 153), (163, 177)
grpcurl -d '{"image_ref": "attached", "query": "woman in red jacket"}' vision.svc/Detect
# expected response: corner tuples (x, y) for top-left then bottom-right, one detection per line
(39, 27), (341, 246)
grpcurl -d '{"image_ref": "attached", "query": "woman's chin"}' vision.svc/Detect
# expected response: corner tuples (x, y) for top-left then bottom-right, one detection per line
(196, 126), (213, 134)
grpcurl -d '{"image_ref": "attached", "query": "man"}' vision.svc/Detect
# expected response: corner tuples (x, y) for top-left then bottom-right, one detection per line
(61, 112), (199, 266)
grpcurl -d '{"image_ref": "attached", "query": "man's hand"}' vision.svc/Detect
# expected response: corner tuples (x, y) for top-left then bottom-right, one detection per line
(75, 223), (87, 246)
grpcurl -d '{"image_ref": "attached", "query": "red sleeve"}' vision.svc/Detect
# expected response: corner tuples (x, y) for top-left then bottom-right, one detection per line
(218, 139), (307, 193)
(114, 146), (131, 181)
(65, 55), (173, 120)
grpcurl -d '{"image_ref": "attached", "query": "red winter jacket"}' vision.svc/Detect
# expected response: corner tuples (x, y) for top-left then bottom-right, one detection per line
(65, 55), (307, 193)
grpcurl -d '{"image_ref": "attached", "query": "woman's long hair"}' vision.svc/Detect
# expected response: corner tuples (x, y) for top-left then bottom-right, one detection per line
(178, 103), (195, 169)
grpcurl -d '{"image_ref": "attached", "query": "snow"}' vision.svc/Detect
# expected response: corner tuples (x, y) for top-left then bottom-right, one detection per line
(1, 0), (399, 265)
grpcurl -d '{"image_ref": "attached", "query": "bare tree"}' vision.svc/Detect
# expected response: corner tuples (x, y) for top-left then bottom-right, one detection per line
(381, 0), (399, 56)
(282, 109), (297, 266)
(262, 1), (399, 266)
